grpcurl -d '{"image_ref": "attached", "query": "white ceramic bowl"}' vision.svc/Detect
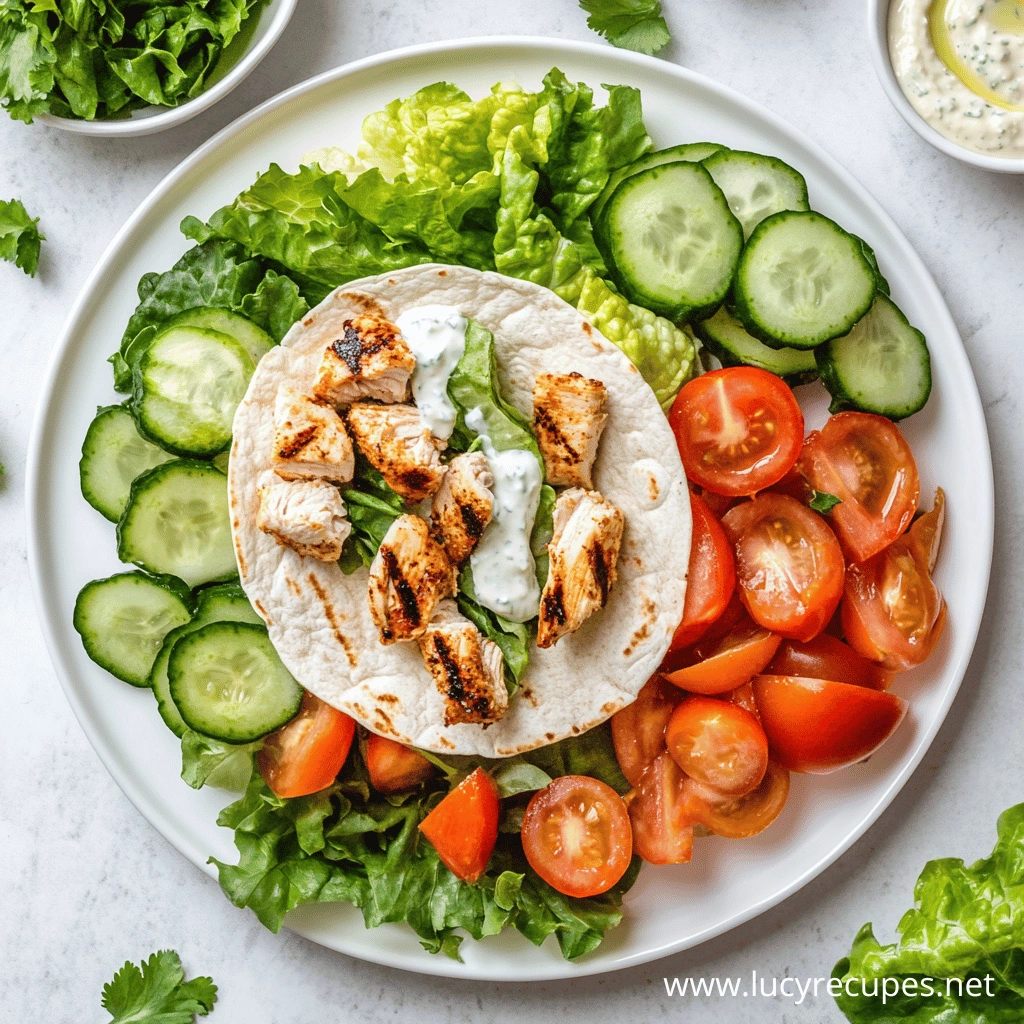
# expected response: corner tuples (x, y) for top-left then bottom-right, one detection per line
(866, 0), (1024, 173)
(36, 0), (296, 137)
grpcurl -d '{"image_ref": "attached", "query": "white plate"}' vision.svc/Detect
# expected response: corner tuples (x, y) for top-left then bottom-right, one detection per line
(26, 37), (993, 981)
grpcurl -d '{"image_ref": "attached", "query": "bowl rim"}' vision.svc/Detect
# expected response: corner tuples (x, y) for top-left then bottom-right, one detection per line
(34, 0), (297, 137)
(865, 0), (1024, 174)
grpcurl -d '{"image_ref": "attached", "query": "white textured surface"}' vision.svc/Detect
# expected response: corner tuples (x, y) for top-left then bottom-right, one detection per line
(2, 1), (1022, 1019)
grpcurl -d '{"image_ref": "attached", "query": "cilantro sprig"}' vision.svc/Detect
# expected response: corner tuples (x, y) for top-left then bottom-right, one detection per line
(578, 0), (672, 56)
(0, 198), (43, 276)
(102, 950), (216, 1024)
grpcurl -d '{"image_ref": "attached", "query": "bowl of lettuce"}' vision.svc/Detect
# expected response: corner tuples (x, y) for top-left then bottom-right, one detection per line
(0, 0), (297, 136)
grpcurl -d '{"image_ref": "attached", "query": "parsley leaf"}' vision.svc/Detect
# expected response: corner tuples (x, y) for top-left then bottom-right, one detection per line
(579, 0), (671, 56)
(809, 490), (842, 514)
(0, 198), (43, 276)
(101, 950), (216, 1024)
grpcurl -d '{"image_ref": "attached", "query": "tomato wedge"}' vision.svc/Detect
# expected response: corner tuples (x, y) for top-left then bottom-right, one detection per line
(723, 493), (845, 642)
(611, 675), (681, 787)
(669, 367), (804, 496)
(683, 761), (791, 839)
(366, 734), (435, 793)
(521, 776), (633, 897)
(626, 753), (694, 864)
(798, 412), (920, 563)
(257, 692), (355, 799)
(663, 619), (782, 695)
(843, 489), (946, 671)
(767, 634), (892, 691)
(419, 767), (499, 883)
(670, 492), (737, 650)
(752, 675), (908, 773)
(665, 696), (768, 796)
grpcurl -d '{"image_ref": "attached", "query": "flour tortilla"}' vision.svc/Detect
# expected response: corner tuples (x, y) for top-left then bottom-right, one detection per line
(229, 265), (691, 757)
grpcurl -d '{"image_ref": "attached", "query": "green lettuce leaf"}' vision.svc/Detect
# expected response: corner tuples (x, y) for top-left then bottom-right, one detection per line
(339, 458), (408, 572)
(0, 197), (44, 276)
(101, 949), (216, 1024)
(579, 0), (672, 56)
(181, 729), (260, 791)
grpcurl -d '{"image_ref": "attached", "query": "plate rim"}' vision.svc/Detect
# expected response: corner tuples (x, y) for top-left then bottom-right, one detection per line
(25, 35), (995, 982)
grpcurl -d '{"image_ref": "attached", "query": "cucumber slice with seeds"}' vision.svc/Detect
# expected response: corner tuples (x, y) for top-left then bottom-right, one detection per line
(598, 162), (743, 322)
(117, 460), (237, 587)
(80, 405), (174, 522)
(815, 295), (932, 420)
(733, 211), (876, 350)
(132, 325), (254, 456)
(701, 150), (810, 239)
(74, 571), (194, 687)
(162, 308), (274, 368)
(169, 621), (302, 743)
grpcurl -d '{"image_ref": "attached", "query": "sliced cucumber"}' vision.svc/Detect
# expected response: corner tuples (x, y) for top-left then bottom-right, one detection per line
(701, 150), (810, 239)
(131, 325), (255, 456)
(815, 295), (932, 420)
(73, 571), (194, 687)
(117, 460), (237, 587)
(592, 142), (730, 223)
(212, 451), (231, 474)
(695, 307), (818, 385)
(168, 621), (302, 743)
(161, 308), (274, 368)
(151, 583), (262, 737)
(733, 211), (876, 350)
(851, 234), (891, 297)
(80, 405), (174, 522)
(598, 162), (743, 322)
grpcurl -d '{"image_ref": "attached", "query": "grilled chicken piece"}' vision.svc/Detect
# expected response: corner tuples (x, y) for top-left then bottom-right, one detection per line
(537, 488), (624, 648)
(367, 514), (455, 644)
(419, 600), (508, 726)
(272, 385), (355, 484)
(532, 372), (609, 489)
(257, 479), (351, 561)
(430, 452), (494, 566)
(346, 402), (446, 502)
(312, 313), (415, 408)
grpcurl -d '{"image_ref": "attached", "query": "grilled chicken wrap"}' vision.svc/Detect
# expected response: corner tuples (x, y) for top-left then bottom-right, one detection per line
(229, 265), (691, 757)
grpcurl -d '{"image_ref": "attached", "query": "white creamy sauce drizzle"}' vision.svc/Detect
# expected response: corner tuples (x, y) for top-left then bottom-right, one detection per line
(465, 407), (542, 623)
(396, 305), (467, 441)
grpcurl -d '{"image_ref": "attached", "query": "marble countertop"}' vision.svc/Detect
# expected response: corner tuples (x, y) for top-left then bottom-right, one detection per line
(3, 1), (1023, 1019)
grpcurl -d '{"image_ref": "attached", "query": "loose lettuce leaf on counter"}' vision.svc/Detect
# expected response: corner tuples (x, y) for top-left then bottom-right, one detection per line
(579, 0), (672, 57)
(0, 197), (43, 276)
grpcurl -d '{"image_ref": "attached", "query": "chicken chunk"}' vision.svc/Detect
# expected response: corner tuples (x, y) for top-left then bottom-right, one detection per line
(367, 514), (455, 644)
(346, 402), (446, 502)
(532, 372), (609, 489)
(312, 313), (415, 407)
(537, 488), (624, 648)
(419, 600), (508, 726)
(257, 479), (351, 561)
(272, 385), (355, 484)
(430, 452), (494, 566)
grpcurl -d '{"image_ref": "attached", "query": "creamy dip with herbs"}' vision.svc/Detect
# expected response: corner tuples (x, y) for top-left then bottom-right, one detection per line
(889, 0), (1024, 157)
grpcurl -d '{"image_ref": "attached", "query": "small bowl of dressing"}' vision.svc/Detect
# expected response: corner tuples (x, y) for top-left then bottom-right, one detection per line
(867, 0), (1024, 172)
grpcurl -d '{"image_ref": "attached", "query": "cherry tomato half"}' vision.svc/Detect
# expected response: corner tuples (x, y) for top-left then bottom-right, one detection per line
(670, 492), (737, 650)
(843, 489), (946, 671)
(522, 776), (633, 897)
(258, 692), (355, 799)
(663, 617), (782, 695)
(612, 675), (681, 787)
(798, 412), (920, 563)
(665, 696), (769, 796)
(752, 675), (908, 774)
(419, 767), (499, 883)
(366, 734), (435, 793)
(766, 634), (892, 691)
(723, 493), (845, 642)
(669, 367), (805, 496)
(683, 760), (791, 839)
(626, 753), (694, 865)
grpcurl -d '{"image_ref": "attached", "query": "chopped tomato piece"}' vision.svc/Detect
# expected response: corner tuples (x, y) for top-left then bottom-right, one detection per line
(521, 776), (633, 897)
(418, 767), (499, 883)
(752, 675), (908, 773)
(798, 412), (920, 563)
(725, 681), (759, 718)
(611, 675), (681, 787)
(663, 619), (782, 695)
(723, 493), (845, 642)
(767, 634), (892, 691)
(257, 692), (355, 799)
(842, 489), (946, 671)
(665, 696), (768, 796)
(669, 492), (736, 650)
(683, 761), (790, 839)
(691, 483), (741, 520)
(366, 734), (435, 793)
(626, 753), (694, 864)
(668, 367), (804, 496)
